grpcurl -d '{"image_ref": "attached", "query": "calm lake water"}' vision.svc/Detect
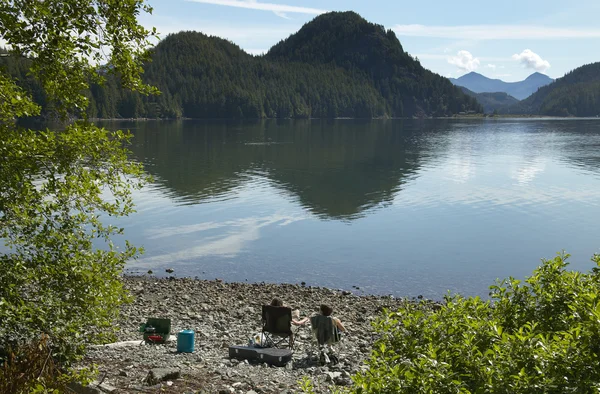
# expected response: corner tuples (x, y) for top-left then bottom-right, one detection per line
(103, 118), (600, 299)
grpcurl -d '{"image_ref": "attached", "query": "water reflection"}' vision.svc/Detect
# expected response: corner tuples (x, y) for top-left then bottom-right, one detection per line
(109, 118), (600, 220)
(124, 119), (434, 220)
(97, 118), (600, 298)
(136, 213), (306, 265)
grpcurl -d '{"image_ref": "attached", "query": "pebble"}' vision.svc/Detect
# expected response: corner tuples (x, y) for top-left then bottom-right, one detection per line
(80, 276), (425, 393)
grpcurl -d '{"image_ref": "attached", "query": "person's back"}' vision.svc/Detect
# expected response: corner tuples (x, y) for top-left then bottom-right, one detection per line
(311, 315), (340, 345)
(311, 304), (344, 365)
(318, 304), (345, 332)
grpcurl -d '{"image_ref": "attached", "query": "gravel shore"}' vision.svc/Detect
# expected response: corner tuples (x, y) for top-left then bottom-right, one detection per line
(82, 276), (412, 393)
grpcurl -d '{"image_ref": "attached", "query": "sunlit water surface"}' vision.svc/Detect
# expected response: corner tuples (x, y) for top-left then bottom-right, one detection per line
(99, 119), (600, 299)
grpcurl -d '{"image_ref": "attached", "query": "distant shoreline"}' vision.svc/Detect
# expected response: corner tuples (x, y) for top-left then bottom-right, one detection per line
(91, 114), (597, 122)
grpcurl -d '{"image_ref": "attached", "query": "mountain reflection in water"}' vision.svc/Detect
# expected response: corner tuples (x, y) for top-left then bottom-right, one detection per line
(99, 119), (600, 298)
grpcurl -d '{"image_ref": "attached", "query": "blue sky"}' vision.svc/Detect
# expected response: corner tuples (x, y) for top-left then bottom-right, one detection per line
(140, 0), (600, 82)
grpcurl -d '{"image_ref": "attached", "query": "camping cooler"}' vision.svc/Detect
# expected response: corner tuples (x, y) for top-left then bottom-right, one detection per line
(177, 329), (195, 353)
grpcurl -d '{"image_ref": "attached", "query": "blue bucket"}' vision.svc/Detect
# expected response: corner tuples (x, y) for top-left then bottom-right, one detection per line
(177, 329), (195, 353)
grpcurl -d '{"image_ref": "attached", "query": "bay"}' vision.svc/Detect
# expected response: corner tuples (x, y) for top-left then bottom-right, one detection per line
(101, 118), (600, 299)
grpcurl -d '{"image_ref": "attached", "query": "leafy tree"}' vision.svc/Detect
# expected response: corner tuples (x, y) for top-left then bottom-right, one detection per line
(351, 253), (600, 393)
(0, 0), (156, 390)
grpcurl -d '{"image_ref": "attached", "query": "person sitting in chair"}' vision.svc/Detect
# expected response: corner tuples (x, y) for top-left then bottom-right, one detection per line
(317, 304), (345, 332)
(270, 298), (308, 326)
(309, 304), (345, 365)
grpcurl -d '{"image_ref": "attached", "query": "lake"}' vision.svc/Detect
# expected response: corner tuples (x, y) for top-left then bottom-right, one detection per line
(103, 118), (600, 299)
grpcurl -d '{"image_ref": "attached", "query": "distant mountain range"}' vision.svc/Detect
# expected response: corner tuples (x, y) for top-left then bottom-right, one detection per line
(449, 72), (554, 100)
(458, 87), (520, 114)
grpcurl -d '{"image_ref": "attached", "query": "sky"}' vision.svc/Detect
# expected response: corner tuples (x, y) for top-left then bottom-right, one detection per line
(139, 0), (600, 82)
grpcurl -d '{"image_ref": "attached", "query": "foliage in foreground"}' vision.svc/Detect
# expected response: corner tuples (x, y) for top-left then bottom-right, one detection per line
(352, 253), (600, 393)
(0, 335), (94, 394)
(0, 0), (156, 390)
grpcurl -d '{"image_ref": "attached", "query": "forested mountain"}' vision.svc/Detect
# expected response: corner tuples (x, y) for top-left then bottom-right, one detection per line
(266, 12), (480, 117)
(505, 62), (600, 116)
(123, 31), (387, 119)
(2, 12), (482, 119)
(450, 72), (553, 100)
(459, 87), (520, 114)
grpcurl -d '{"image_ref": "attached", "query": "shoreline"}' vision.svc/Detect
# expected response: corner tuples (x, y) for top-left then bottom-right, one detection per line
(90, 114), (592, 122)
(82, 275), (415, 393)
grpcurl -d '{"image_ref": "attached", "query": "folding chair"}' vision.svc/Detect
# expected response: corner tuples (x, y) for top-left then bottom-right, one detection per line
(261, 305), (298, 350)
(310, 315), (341, 365)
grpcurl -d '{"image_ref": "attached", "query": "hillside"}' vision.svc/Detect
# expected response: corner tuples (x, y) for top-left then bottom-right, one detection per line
(119, 31), (387, 119)
(459, 87), (520, 113)
(505, 62), (600, 116)
(2, 12), (481, 119)
(266, 12), (480, 117)
(450, 72), (553, 100)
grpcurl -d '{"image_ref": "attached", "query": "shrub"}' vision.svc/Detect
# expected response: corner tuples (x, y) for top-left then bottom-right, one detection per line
(352, 253), (600, 393)
(0, 335), (94, 394)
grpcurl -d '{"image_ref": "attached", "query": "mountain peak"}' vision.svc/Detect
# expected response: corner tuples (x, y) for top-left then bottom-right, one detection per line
(311, 10), (364, 22)
(457, 72), (499, 82)
(264, 11), (481, 116)
(449, 71), (553, 100)
(266, 11), (413, 75)
(525, 72), (553, 82)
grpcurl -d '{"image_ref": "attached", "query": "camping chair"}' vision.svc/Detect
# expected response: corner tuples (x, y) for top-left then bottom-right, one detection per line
(310, 315), (341, 365)
(261, 305), (298, 350)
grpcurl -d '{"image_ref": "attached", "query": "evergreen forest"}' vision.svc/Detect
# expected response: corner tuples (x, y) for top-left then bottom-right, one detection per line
(1, 12), (482, 119)
(505, 62), (600, 117)
(3, 11), (599, 119)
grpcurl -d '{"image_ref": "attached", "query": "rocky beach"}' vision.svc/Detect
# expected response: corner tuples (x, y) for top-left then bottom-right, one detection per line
(80, 276), (413, 393)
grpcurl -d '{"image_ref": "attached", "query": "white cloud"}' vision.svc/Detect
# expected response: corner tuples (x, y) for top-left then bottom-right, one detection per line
(486, 64), (497, 70)
(273, 10), (291, 19)
(393, 24), (600, 40)
(139, 12), (298, 44)
(512, 49), (551, 72)
(447, 50), (480, 72)
(185, 0), (327, 17)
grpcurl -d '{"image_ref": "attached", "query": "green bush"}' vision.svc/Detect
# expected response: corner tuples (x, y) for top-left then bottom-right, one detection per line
(0, 335), (95, 394)
(352, 253), (600, 393)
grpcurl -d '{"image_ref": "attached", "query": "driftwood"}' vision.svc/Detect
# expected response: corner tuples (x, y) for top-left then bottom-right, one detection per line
(89, 335), (176, 349)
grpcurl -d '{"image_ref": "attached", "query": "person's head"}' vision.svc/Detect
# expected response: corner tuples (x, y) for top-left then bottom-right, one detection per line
(320, 304), (333, 316)
(271, 298), (283, 307)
